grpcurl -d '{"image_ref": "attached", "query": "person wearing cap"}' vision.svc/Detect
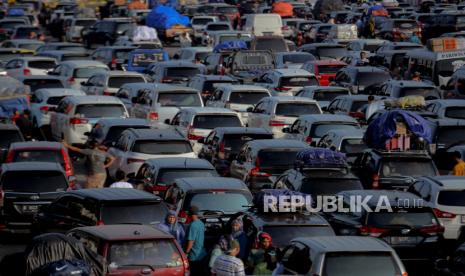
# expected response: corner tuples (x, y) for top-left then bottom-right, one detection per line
(185, 205), (206, 275)
(246, 232), (274, 273)
(212, 240), (245, 276)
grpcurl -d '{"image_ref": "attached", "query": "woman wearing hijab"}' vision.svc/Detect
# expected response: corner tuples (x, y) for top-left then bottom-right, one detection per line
(209, 219), (248, 268)
(246, 232), (274, 274)
(157, 211), (185, 246)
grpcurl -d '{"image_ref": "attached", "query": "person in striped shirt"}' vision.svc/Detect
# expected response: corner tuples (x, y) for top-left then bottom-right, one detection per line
(212, 240), (245, 276)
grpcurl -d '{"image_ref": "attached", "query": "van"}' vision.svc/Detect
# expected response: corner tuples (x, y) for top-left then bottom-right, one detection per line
(243, 14), (283, 36)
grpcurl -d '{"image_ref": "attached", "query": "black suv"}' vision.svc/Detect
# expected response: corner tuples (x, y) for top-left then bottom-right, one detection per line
(352, 149), (439, 190)
(0, 162), (69, 233)
(0, 124), (24, 162)
(83, 19), (134, 49)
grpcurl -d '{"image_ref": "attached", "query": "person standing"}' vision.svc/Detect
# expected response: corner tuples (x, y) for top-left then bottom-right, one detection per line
(15, 109), (33, 140)
(185, 206), (206, 276)
(157, 211), (185, 246)
(109, 170), (134, 188)
(212, 240), (246, 276)
(209, 219), (248, 268)
(452, 151), (465, 176)
(247, 232), (274, 273)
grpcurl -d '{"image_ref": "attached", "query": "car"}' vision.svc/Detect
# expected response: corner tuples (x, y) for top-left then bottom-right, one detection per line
(0, 48), (35, 67)
(317, 129), (367, 163)
(282, 113), (361, 146)
(175, 47), (213, 63)
(205, 84), (271, 124)
(274, 52), (316, 69)
(247, 96), (322, 138)
(4, 56), (57, 78)
(36, 50), (91, 63)
(298, 43), (348, 60)
(346, 38), (388, 53)
(0, 39), (44, 51)
(30, 88), (85, 128)
(255, 69), (319, 96)
(65, 18), (97, 42)
(169, 107), (243, 152)
(326, 190), (444, 267)
(198, 127), (273, 175)
(426, 99), (465, 120)
(0, 124), (24, 162)
(422, 12), (465, 42)
(36, 42), (87, 54)
(36, 188), (169, 233)
(326, 95), (384, 123)
(67, 225), (189, 276)
(378, 80), (441, 100)
(16, 75), (68, 92)
(48, 60), (110, 91)
(80, 71), (147, 96)
(190, 16), (220, 43)
(224, 50), (275, 84)
(373, 41), (423, 71)
(125, 48), (169, 73)
(352, 149), (439, 190)
(282, 18), (308, 39)
(130, 157), (218, 196)
(131, 84), (204, 124)
(230, 139), (309, 192)
(428, 119), (465, 151)
(332, 66), (392, 94)
(83, 18), (134, 48)
(0, 18), (29, 33)
(306, 23), (333, 43)
(10, 25), (43, 39)
(50, 95), (129, 145)
(407, 176), (465, 241)
(187, 74), (237, 101)
(242, 13), (283, 36)
(209, 31), (252, 47)
(376, 19), (421, 41)
(86, 118), (151, 147)
(146, 60), (207, 85)
(301, 60), (347, 86)
(90, 46), (137, 70)
(276, 236), (407, 276)
(0, 162), (69, 233)
(295, 86), (351, 109)
(107, 128), (197, 179)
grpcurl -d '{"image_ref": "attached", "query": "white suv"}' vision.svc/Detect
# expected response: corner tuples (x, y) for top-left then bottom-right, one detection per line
(255, 69), (319, 96)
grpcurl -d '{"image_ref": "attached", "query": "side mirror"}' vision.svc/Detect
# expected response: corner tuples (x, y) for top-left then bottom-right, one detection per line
(197, 137), (205, 144)
(81, 81), (87, 86)
(282, 127), (290, 133)
(321, 106), (328, 112)
(246, 107), (254, 112)
(164, 119), (171, 124)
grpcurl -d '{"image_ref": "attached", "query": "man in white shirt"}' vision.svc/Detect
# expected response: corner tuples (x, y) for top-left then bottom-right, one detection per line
(109, 170), (134, 189)
(133, 18), (158, 42)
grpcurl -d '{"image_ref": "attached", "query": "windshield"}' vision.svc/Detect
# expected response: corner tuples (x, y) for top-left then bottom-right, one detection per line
(132, 140), (192, 155)
(399, 87), (439, 98)
(311, 124), (360, 138)
(76, 19), (96, 27)
(254, 38), (287, 52)
(280, 76), (318, 87)
(282, 53), (315, 64)
(0, 130), (23, 148)
(58, 46), (86, 52)
(157, 92), (202, 107)
(445, 107), (465, 120)
(301, 178), (362, 195)
(437, 127), (465, 147)
(18, 43), (42, 51)
(1, 170), (67, 192)
(357, 72), (391, 86)
(185, 191), (251, 213)
(229, 91), (269, 104)
(74, 67), (109, 78)
(341, 139), (367, 154)
(438, 190), (465, 206)
(166, 67), (200, 78)
(315, 47), (347, 59)
(109, 240), (182, 269)
(203, 81), (234, 93)
(46, 96), (65, 105)
(28, 60), (56, 69)
(323, 253), (400, 276)
(131, 52), (165, 67)
(318, 65), (345, 74)
(193, 115), (242, 129)
(367, 210), (437, 227)
(105, 125), (149, 143)
(108, 76), (145, 88)
(192, 18), (214, 25)
(101, 203), (167, 225)
(380, 159), (437, 177)
(75, 104), (125, 118)
(264, 225), (334, 247)
(275, 103), (321, 117)
(313, 90), (349, 101)
(224, 134), (273, 152)
(156, 169), (217, 185)
(23, 79), (64, 91)
(13, 150), (63, 166)
(257, 149), (301, 167)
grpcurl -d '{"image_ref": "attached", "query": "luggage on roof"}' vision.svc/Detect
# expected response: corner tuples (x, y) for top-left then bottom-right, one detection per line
(295, 148), (347, 169)
(213, 40), (248, 53)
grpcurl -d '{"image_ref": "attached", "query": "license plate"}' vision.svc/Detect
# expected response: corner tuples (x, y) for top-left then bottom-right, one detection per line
(462, 215), (465, 223)
(22, 205), (39, 213)
(388, 236), (418, 245)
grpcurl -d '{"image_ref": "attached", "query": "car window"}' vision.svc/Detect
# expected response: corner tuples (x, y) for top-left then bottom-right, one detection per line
(264, 226), (334, 248)
(75, 104), (125, 118)
(1, 170), (67, 192)
(157, 93), (202, 107)
(367, 209), (438, 228)
(437, 190), (465, 206)
(192, 115), (242, 129)
(184, 191), (251, 213)
(156, 169), (217, 185)
(101, 202), (168, 225)
(132, 140), (193, 155)
(311, 123), (360, 138)
(0, 130), (23, 148)
(28, 60), (56, 70)
(275, 103), (321, 117)
(74, 67), (109, 78)
(380, 159), (437, 177)
(323, 252), (401, 276)
(108, 76), (145, 88)
(13, 149), (64, 166)
(229, 91), (269, 105)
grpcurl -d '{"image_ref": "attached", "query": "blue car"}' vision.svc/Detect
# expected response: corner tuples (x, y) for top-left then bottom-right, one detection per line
(126, 48), (169, 73)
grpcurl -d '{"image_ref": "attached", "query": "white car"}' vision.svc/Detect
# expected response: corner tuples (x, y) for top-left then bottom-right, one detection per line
(80, 71), (147, 96)
(107, 128), (197, 179)
(50, 95), (129, 145)
(408, 176), (465, 240)
(175, 47), (213, 63)
(4, 57), (57, 78)
(206, 84), (271, 125)
(30, 88), (85, 128)
(295, 86), (351, 109)
(190, 16), (219, 43)
(169, 107), (243, 152)
(247, 96), (322, 138)
(48, 60), (110, 91)
(255, 69), (320, 96)
(66, 18), (97, 42)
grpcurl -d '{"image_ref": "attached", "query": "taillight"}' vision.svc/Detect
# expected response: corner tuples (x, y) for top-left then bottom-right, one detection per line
(218, 141), (226, 159)
(23, 68), (31, 76)
(103, 90), (111, 96)
(249, 158), (271, 177)
(127, 158), (145, 164)
(360, 226), (387, 237)
(219, 64), (225, 75)
(275, 87), (291, 92)
(372, 174), (380, 189)
(69, 117), (88, 124)
(433, 208), (456, 219)
(187, 125), (202, 141)
(97, 220), (105, 226)
(5, 151), (14, 163)
(68, 77), (75, 85)
(162, 77), (172, 83)
(269, 120), (285, 127)
(305, 136), (313, 144)
(419, 224), (445, 235)
(61, 148), (73, 177)
(348, 111), (365, 119)
(40, 106), (49, 114)
(148, 112), (159, 121)
(111, 57), (117, 69)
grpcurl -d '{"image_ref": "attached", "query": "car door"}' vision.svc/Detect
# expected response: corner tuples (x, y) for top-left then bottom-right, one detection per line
(132, 89), (152, 119)
(230, 145), (250, 180)
(107, 135), (129, 177)
(280, 242), (313, 275)
(50, 99), (69, 141)
(199, 131), (216, 161)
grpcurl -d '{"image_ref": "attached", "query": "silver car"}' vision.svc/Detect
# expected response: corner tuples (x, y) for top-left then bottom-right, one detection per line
(80, 71), (147, 96)
(48, 60), (109, 91)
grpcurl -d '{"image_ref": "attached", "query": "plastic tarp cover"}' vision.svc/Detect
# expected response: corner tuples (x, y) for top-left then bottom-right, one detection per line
(7, 8), (25, 16)
(0, 97), (29, 118)
(146, 5), (189, 30)
(213, 40), (248, 53)
(364, 110), (432, 148)
(25, 233), (104, 276)
(295, 148), (347, 168)
(271, 2), (293, 17)
(0, 76), (30, 118)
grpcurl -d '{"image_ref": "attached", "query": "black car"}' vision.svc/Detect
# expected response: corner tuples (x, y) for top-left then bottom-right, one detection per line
(298, 43), (347, 60)
(0, 162), (69, 233)
(198, 127), (273, 175)
(422, 13), (465, 43)
(326, 190), (444, 268)
(377, 80), (441, 100)
(332, 66), (392, 94)
(352, 149), (439, 190)
(0, 124), (24, 162)
(90, 46), (136, 70)
(36, 188), (168, 233)
(83, 19), (134, 49)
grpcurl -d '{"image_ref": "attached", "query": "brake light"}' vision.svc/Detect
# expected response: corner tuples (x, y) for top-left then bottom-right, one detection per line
(433, 208), (456, 219)
(68, 77), (75, 85)
(249, 158), (271, 177)
(419, 224), (445, 235)
(69, 117), (88, 124)
(305, 136), (313, 144)
(61, 148), (73, 177)
(187, 125), (202, 141)
(162, 77), (173, 83)
(218, 141), (226, 159)
(97, 220), (105, 226)
(23, 68), (31, 76)
(148, 112), (159, 121)
(275, 87), (291, 92)
(127, 158), (144, 164)
(103, 90), (112, 96)
(219, 64), (225, 75)
(269, 119), (285, 127)
(348, 112), (365, 119)
(111, 57), (117, 69)
(40, 106), (49, 114)
(360, 226), (387, 237)
(372, 174), (380, 189)
(5, 151), (14, 163)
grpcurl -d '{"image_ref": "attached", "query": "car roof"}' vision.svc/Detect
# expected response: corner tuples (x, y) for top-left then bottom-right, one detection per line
(7, 39), (44, 44)
(299, 114), (358, 123)
(96, 118), (149, 127)
(429, 118), (465, 126)
(96, 71), (144, 77)
(345, 66), (388, 73)
(1, 161), (64, 172)
(153, 60), (205, 67)
(246, 139), (308, 149)
(35, 88), (85, 96)
(306, 59), (347, 66)
(11, 56), (55, 62)
(386, 80), (436, 88)
(294, 236), (395, 253)
(302, 86), (349, 92)
(334, 94), (380, 101)
(323, 128), (364, 138)
(272, 68), (314, 76)
(17, 75), (63, 81)
(67, 188), (161, 202)
(181, 47), (213, 52)
(421, 176), (465, 190)
(147, 83), (200, 93)
(9, 141), (64, 150)
(427, 99), (465, 107)
(0, 123), (20, 130)
(267, 96), (318, 103)
(39, 50), (89, 56)
(193, 74), (234, 81)
(124, 128), (185, 140)
(59, 60), (108, 67)
(73, 225), (172, 241)
(66, 95), (124, 104)
(175, 177), (249, 191)
(218, 84), (269, 92)
(339, 190), (425, 208)
(144, 157), (214, 169)
(213, 127), (272, 135)
(184, 107), (237, 114)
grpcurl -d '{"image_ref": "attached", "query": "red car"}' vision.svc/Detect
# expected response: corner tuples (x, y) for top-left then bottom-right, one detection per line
(302, 60), (347, 86)
(67, 225), (189, 276)
(5, 141), (75, 186)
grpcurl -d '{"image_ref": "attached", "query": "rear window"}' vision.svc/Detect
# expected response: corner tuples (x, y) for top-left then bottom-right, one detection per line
(263, 225), (334, 247)
(240, 54), (270, 65)
(46, 96), (65, 105)
(229, 91), (269, 104)
(323, 252), (401, 276)
(156, 169), (217, 185)
(313, 90), (349, 101)
(311, 124), (360, 138)
(28, 60), (56, 70)
(257, 149), (301, 167)
(318, 65), (345, 74)
(224, 133), (273, 152)
(58, 45), (86, 53)
(280, 76), (319, 87)
(185, 191), (251, 213)
(75, 19), (96, 27)
(166, 67), (200, 78)
(1, 170), (67, 192)
(254, 38), (287, 52)
(105, 125), (149, 143)
(74, 67), (109, 78)
(437, 190), (465, 207)
(13, 150), (63, 166)
(315, 47), (347, 59)
(132, 140), (193, 155)
(275, 103), (321, 117)
(367, 210), (437, 228)
(114, 50), (132, 61)
(101, 203), (167, 225)
(62, 55), (90, 61)
(398, 87), (440, 98)
(15, 27), (40, 37)
(0, 130), (23, 148)
(445, 107), (465, 120)
(158, 93), (202, 107)
(192, 18), (214, 25)
(23, 79), (64, 91)
(357, 72), (391, 86)
(108, 76), (145, 88)
(350, 101), (368, 112)
(437, 127), (465, 147)
(341, 139), (367, 154)
(207, 24), (230, 31)
(380, 159), (437, 177)
(75, 104), (125, 118)
(193, 115), (242, 129)
(109, 240), (182, 269)
(301, 177), (362, 195)
(203, 81), (234, 93)
(282, 53), (315, 64)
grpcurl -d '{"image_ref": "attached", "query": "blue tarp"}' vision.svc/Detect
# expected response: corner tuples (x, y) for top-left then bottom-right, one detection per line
(295, 148), (347, 168)
(364, 110), (432, 148)
(7, 8), (25, 16)
(213, 40), (248, 53)
(0, 97), (29, 118)
(146, 5), (189, 30)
